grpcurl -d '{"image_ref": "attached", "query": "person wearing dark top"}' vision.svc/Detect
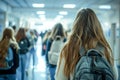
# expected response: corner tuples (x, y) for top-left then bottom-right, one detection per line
(15, 28), (30, 80)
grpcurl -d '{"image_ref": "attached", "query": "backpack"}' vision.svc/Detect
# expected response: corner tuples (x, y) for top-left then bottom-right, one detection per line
(73, 49), (115, 80)
(0, 47), (14, 70)
(18, 37), (30, 54)
(48, 36), (65, 65)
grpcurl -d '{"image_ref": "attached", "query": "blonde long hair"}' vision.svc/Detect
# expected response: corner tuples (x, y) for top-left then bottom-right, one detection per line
(57, 8), (113, 77)
(0, 27), (19, 59)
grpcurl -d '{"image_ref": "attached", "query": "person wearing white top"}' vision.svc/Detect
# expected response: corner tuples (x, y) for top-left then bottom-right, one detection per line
(55, 8), (118, 80)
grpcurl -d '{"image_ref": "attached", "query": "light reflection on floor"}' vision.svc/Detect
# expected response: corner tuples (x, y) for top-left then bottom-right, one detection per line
(27, 37), (47, 80)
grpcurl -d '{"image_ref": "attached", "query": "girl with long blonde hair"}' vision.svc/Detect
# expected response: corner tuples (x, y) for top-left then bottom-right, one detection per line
(0, 27), (19, 80)
(55, 8), (117, 80)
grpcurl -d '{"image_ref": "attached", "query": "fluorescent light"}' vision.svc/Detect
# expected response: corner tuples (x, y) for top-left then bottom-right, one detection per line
(32, 3), (45, 8)
(99, 5), (111, 9)
(63, 4), (76, 8)
(59, 11), (68, 15)
(37, 11), (45, 14)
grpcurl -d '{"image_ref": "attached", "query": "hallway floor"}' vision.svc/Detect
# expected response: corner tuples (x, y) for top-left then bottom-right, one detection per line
(27, 37), (48, 80)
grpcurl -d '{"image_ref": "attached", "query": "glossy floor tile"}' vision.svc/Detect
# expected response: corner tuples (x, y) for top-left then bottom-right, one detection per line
(27, 37), (47, 80)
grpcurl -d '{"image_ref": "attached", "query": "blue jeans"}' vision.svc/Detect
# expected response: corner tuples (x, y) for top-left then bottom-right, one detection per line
(49, 66), (56, 80)
(29, 47), (36, 66)
(0, 74), (16, 80)
(17, 54), (27, 80)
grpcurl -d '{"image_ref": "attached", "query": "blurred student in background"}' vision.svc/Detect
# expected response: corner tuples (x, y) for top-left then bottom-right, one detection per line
(15, 27), (30, 80)
(42, 30), (51, 56)
(45, 23), (66, 80)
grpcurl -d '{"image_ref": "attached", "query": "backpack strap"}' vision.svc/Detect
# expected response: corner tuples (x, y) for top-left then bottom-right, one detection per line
(79, 47), (86, 56)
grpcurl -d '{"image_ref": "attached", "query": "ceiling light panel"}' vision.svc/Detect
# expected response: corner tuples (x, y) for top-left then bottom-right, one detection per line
(63, 4), (76, 8)
(99, 5), (111, 9)
(59, 11), (68, 15)
(32, 3), (45, 8)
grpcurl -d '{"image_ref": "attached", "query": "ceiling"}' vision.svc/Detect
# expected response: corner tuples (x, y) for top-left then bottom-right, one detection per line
(0, 0), (119, 21)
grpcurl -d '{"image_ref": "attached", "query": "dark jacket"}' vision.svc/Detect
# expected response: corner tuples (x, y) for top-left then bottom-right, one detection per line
(18, 37), (31, 54)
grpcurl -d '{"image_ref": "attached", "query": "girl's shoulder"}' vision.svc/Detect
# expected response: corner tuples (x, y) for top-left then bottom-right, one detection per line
(10, 42), (18, 51)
